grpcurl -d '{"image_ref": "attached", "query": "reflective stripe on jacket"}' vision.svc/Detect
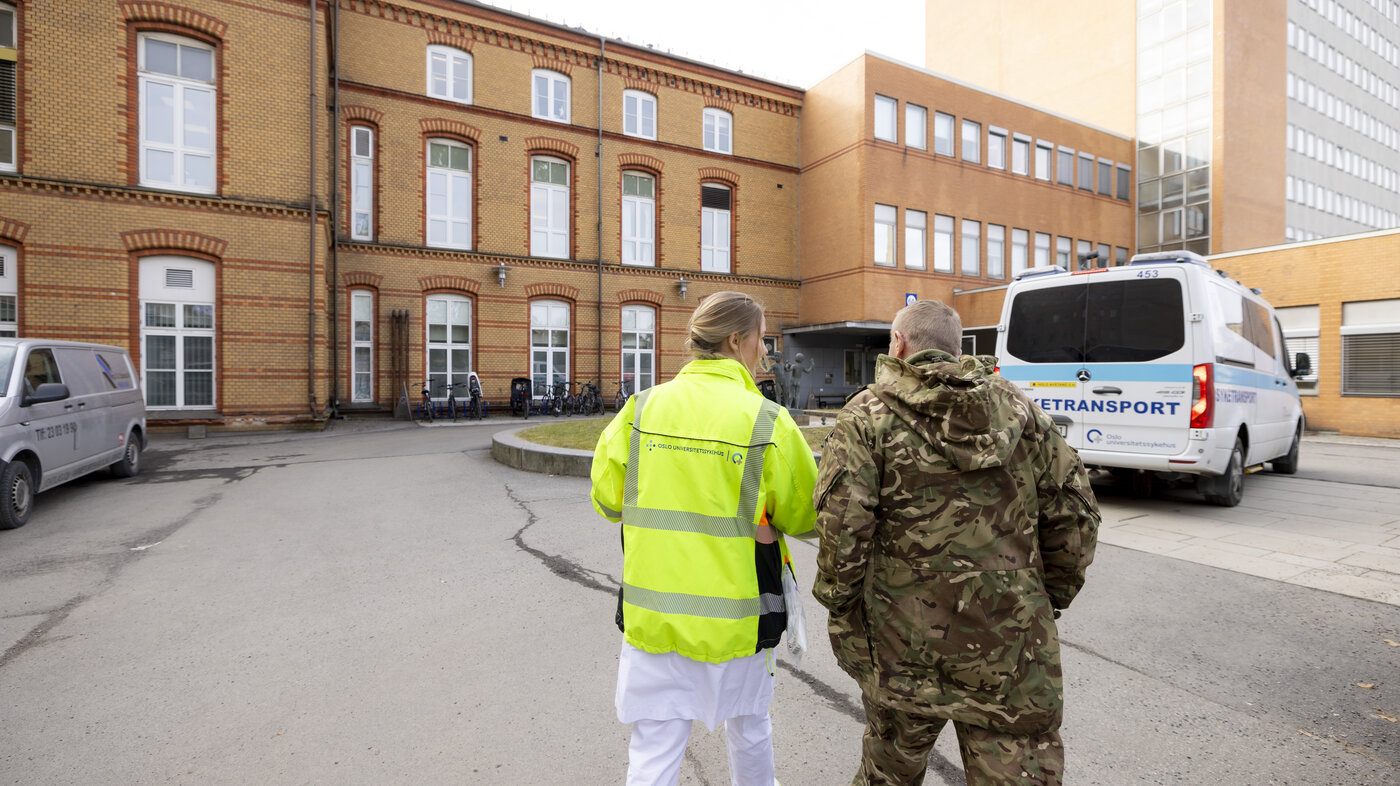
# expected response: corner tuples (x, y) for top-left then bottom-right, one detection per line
(591, 358), (819, 664)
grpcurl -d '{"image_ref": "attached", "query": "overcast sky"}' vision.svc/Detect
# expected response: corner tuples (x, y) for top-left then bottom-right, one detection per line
(475, 0), (926, 88)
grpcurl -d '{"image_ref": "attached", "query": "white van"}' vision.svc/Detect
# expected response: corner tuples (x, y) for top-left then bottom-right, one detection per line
(0, 339), (147, 529)
(995, 251), (1309, 506)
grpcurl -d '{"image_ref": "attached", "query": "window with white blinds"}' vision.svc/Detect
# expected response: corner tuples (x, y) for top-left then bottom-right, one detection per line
(1341, 299), (1400, 397)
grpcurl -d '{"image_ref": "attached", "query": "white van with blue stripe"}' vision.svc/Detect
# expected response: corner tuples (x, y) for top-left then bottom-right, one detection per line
(994, 251), (1309, 506)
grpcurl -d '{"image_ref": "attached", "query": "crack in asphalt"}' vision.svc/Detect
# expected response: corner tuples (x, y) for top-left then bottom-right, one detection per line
(504, 483), (619, 594)
(0, 493), (222, 668)
(501, 484), (968, 782)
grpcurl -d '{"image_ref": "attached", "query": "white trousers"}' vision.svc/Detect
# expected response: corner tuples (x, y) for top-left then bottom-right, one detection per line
(626, 713), (775, 786)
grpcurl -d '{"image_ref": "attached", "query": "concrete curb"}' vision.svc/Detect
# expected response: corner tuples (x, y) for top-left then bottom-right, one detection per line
(491, 424), (596, 477)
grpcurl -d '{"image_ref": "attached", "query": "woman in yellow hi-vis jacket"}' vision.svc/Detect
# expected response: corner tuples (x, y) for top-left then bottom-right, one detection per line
(591, 291), (818, 786)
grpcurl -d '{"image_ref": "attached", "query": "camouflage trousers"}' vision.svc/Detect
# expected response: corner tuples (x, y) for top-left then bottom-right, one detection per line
(852, 694), (1064, 786)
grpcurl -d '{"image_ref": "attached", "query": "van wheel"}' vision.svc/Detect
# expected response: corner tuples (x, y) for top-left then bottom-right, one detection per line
(1271, 427), (1301, 475)
(1199, 438), (1245, 507)
(109, 431), (141, 478)
(0, 460), (34, 530)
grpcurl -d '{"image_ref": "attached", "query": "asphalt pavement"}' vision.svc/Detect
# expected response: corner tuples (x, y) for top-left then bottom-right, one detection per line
(0, 419), (1395, 784)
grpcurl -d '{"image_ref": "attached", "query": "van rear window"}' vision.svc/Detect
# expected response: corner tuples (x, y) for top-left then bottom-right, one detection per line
(1007, 279), (1185, 363)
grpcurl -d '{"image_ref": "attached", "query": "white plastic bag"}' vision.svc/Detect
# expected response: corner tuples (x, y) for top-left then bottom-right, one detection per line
(781, 562), (807, 668)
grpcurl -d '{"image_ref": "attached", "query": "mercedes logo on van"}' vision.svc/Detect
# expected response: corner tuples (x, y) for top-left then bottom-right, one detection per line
(1077, 368), (1092, 382)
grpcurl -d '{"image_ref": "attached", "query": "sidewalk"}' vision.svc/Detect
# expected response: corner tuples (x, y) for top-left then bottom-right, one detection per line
(1094, 448), (1400, 606)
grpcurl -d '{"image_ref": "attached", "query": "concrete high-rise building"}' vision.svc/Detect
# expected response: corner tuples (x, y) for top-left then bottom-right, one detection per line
(925, 0), (1400, 254)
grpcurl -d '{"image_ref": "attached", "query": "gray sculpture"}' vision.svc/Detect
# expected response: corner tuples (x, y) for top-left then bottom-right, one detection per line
(767, 350), (790, 407)
(784, 352), (814, 409)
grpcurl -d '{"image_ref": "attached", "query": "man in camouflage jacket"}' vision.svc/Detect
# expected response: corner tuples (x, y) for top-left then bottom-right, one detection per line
(813, 299), (1099, 786)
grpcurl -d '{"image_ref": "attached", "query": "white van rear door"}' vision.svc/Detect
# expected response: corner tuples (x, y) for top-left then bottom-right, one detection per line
(1075, 269), (1195, 456)
(1000, 275), (1090, 449)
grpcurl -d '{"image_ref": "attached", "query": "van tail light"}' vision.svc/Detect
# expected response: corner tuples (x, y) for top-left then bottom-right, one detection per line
(1190, 363), (1214, 428)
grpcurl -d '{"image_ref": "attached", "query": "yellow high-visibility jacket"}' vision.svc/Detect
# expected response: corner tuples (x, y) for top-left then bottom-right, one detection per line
(591, 358), (819, 664)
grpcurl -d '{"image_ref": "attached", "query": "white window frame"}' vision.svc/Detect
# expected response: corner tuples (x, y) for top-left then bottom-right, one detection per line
(532, 69), (570, 123)
(703, 108), (732, 154)
(906, 104), (928, 150)
(988, 127), (1007, 170)
(1035, 140), (1053, 180)
(874, 203), (896, 267)
(624, 90), (657, 140)
(1034, 232), (1051, 267)
(1078, 152), (1095, 191)
(987, 224), (1005, 279)
(933, 214), (954, 273)
(0, 5), (15, 172)
(1056, 236), (1072, 267)
(531, 299), (570, 398)
(874, 94), (897, 142)
(1057, 146), (1075, 186)
(960, 220), (980, 277)
(961, 119), (980, 163)
(350, 289), (374, 402)
(621, 304), (656, 393)
(426, 45), (471, 104)
(1011, 134), (1031, 175)
(904, 209), (926, 270)
(531, 156), (570, 259)
(139, 256), (216, 410)
(621, 171), (655, 266)
(0, 244), (15, 336)
(701, 183), (732, 273)
(350, 126), (374, 241)
(138, 32), (217, 194)
(426, 294), (472, 401)
(934, 111), (954, 155)
(1011, 228), (1029, 276)
(1340, 299), (1400, 396)
(426, 138), (472, 250)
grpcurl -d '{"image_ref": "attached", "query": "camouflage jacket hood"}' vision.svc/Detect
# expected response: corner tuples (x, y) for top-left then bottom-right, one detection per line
(869, 349), (1021, 473)
(811, 348), (1100, 734)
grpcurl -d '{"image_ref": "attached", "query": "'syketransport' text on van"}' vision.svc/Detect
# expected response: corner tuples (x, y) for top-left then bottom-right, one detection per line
(994, 251), (1309, 506)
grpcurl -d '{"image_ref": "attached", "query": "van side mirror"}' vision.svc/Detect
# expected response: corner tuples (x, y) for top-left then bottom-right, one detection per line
(22, 382), (70, 406)
(1292, 352), (1312, 379)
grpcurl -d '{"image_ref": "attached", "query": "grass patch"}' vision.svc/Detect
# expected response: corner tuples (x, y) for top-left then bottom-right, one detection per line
(803, 426), (833, 452)
(517, 417), (611, 450)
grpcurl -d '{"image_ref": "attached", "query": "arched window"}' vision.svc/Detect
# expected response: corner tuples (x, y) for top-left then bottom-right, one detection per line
(425, 294), (471, 400)
(531, 69), (570, 123)
(702, 108), (732, 154)
(426, 138), (471, 249)
(531, 300), (570, 397)
(701, 183), (731, 273)
(623, 90), (656, 139)
(349, 289), (374, 402)
(621, 305), (655, 392)
(426, 45), (471, 104)
(350, 126), (374, 240)
(139, 33), (216, 193)
(0, 244), (16, 336)
(0, 4), (17, 172)
(621, 171), (655, 266)
(531, 156), (569, 258)
(139, 257), (215, 409)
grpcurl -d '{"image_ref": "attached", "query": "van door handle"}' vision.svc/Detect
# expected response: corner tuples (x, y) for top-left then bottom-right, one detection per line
(63, 404), (74, 410)
(1092, 386), (1123, 395)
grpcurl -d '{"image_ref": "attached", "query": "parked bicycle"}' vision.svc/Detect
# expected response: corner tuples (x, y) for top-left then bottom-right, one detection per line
(548, 379), (574, 417)
(613, 379), (634, 412)
(417, 379), (435, 422)
(466, 372), (485, 419)
(575, 379), (603, 415)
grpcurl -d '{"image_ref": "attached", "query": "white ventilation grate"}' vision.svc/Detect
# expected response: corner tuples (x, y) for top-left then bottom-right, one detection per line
(165, 268), (194, 288)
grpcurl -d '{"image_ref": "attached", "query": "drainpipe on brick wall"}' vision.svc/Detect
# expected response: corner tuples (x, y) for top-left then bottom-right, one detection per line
(306, 0), (320, 420)
(327, 0), (340, 416)
(596, 36), (605, 383)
